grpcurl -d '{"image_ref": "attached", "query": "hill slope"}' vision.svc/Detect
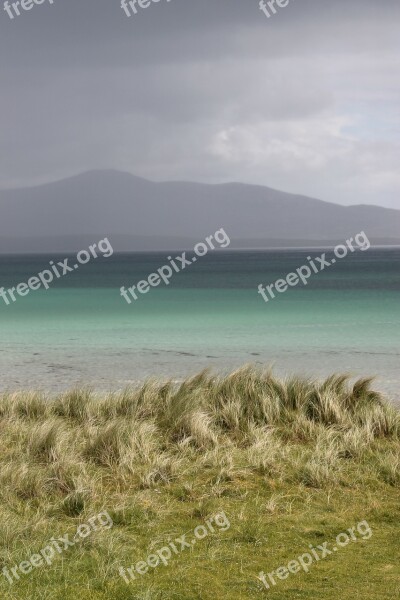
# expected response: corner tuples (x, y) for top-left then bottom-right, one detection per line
(1, 170), (399, 252)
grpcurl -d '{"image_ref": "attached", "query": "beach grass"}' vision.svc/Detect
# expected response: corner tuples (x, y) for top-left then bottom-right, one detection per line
(0, 366), (399, 599)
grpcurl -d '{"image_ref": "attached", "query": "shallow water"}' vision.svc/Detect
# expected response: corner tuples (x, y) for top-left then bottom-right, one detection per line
(0, 248), (399, 403)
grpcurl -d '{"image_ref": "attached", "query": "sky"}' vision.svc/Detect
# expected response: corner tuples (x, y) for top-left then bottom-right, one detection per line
(0, 0), (399, 208)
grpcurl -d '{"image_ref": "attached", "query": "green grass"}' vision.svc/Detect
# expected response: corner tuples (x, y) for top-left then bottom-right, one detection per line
(0, 366), (399, 599)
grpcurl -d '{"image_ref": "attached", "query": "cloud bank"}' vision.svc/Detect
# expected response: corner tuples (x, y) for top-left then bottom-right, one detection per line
(0, 0), (399, 207)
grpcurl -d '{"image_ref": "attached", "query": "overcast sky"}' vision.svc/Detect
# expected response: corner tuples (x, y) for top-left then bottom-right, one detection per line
(0, 0), (399, 208)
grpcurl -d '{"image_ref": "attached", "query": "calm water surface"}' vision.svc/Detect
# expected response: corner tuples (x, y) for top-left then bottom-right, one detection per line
(0, 248), (399, 403)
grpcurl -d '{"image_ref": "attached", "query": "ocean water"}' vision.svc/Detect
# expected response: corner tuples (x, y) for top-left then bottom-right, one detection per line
(0, 248), (399, 403)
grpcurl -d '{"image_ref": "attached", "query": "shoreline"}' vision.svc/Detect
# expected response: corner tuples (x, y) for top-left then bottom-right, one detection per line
(1, 367), (399, 407)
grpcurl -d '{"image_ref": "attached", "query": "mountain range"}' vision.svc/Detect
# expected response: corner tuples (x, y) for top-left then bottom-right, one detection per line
(0, 170), (399, 252)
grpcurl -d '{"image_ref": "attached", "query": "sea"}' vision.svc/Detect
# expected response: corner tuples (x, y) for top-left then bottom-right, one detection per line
(0, 248), (399, 403)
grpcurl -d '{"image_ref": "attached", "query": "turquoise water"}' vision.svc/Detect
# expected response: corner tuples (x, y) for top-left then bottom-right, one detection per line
(0, 249), (399, 402)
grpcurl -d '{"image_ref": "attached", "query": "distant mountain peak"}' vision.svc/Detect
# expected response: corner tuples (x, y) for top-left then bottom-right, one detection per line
(0, 170), (399, 253)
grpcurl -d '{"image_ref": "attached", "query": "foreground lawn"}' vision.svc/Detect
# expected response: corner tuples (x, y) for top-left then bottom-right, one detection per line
(0, 367), (399, 599)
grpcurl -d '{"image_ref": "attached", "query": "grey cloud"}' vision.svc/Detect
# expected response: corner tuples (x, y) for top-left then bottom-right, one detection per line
(0, 0), (399, 207)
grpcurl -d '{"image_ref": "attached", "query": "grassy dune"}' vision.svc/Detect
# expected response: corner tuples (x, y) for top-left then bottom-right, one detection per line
(0, 366), (399, 599)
